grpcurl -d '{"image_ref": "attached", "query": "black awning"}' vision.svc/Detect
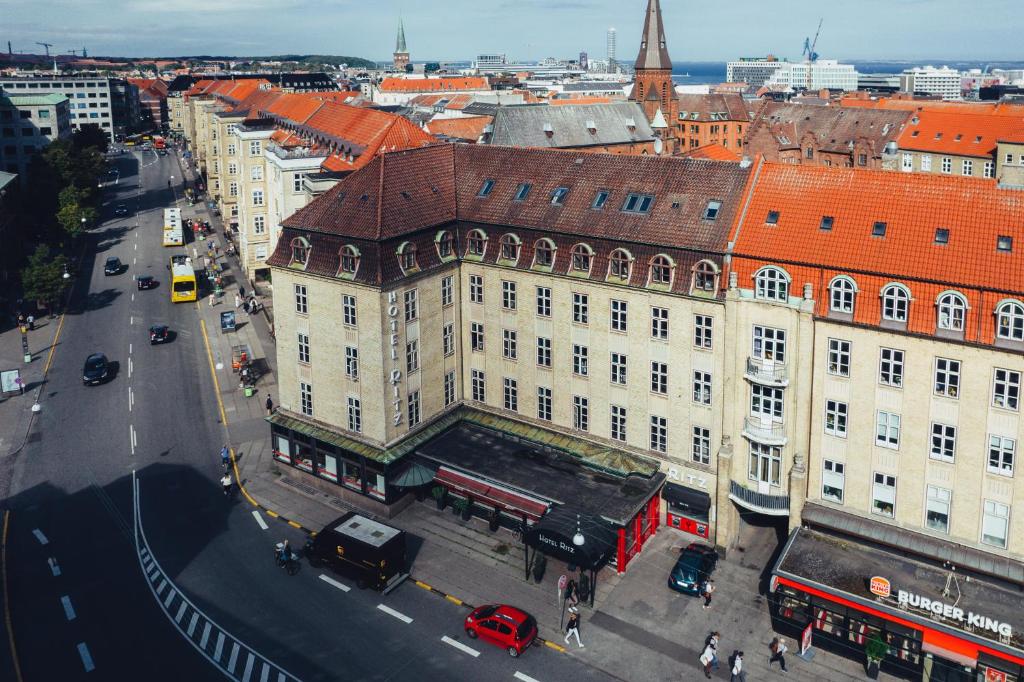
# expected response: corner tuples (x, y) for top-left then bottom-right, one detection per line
(525, 506), (617, 570)
(662, 482), (711, 515)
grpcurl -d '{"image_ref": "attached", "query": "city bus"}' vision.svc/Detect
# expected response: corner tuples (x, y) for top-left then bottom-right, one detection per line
(170, 255), (197, 303)
(162, 207), (183, 247)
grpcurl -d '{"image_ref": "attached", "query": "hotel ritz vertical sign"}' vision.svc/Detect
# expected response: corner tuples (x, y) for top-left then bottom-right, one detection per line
(387, 291), (403, 426)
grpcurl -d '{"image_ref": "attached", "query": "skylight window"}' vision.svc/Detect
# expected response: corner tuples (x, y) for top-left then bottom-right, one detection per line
(997, 235), (1014, 253)
(911, 131), (920, 137)
(766, 211), (780, 225)
(934, 228), (949, 245)
(954, 134), (962, 142)
(820, 216), (834, 231)
(872, 221), (887, 237)
(622, 193), (653, 214)
(514, 183), (532, 201)
(550, 187), (569, 205)
(592, 190), (609, 210)
(477, 179), (494, 197)
(703, 200), (722, 221)
(935, 133), (943, 140)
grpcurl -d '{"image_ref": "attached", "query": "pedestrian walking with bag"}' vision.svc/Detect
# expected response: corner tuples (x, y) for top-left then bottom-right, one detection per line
(702, 578), (716, 610)
(265, 393), (274, 416)
(234, 293), (242, 309)
(730, 650), (746, 682)
(769, 636), (789, 672)
(563, 609), (583, 648)
(700, 642), (716, 679)
(705, 632), (721, 671)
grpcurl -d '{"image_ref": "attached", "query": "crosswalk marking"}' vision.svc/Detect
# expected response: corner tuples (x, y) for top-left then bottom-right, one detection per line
(227, 643), (240, 674)
(242, 652), (255, 681)
(214, 632), (225, 662)
(200, 623), (211, 649)
(175, 602), (188, 623)
(187, 613), (199, 637)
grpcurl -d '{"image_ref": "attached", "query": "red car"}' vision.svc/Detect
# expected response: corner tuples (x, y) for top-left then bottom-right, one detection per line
(464, 604), (537, 657)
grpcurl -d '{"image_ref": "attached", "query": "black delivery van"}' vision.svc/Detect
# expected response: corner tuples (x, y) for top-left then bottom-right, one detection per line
(308, 512), (409, 592)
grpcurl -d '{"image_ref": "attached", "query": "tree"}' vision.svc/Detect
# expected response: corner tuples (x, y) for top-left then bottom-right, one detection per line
(56, 186), (97, 238)
(74, 124), (109, 154)
(21, 245), (68, 313)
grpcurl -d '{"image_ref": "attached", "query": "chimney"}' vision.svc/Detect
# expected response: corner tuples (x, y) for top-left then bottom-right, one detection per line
(542, 122), (554, 138)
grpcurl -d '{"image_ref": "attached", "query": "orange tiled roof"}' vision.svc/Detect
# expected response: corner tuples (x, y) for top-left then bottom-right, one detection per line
(378, 77), (490, 93)
(305, 102), (435, 172)
(264, 92), (328, 125)
(426, 115), (492, 142)
(685, 143), (740, 162)
(841, 97), (1024, 117)
(897, 109), (1024, 157)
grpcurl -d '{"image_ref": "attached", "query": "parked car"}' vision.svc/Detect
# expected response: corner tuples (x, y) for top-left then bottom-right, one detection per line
(104, 257), (122, 275)
(464, 604), (537, 657)
(667, 543), (718, 596)
(114, 204), (128, 216)
(82, 353), (109, 385)
(149, 325), (169, 344)
(137, 275), (157, 290)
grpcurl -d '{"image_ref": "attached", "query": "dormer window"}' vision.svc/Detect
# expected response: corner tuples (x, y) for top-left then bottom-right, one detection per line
(754, 266), (790, 302)
(703, 200), (722, 221)
(499, 233), (520, 261)
(872, 221), (887, 237)
(477, 179), (494, 197)
(881, 284), (910, 322)
(398, 243), (418, 271)
(996, 300), (1024, 341)
(592, 190), (609, 210)
(609, 249), (631, 281)
(651, 255), (674, 285)
(571, 244), (592, 272)
(514, 183), (532, 201)
(997, 235), (1013, 253)
(766, 211), (780, 225)
(437, 230), (454, 258)
(534, 239), (555, 267)
(622, 193), (653, 214)
(550, 187), (569, 205)
(290, 237), (310, 267)
(340, 245), (359, 274)
(693, 260), (717, 292)
(467, 229), (487, 256)
(937, 291), (967, 332)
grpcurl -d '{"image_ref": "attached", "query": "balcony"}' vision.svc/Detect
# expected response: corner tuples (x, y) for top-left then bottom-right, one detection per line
(265, 141), (327, 162)
(728, 480), (790, 516)
(745, 357), (788, 387)
(742, 415), (787, 445)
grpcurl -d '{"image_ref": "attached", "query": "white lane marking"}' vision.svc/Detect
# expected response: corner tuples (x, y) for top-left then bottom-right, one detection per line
(200, 622), (212, 649)
(175, 602), (187, 623)
(129, 343), (132, 354)
(278, 674), (286, 682)
(128, 357), (133, 378)
(441, 635), (480, 657)
(251, 511), (268, 530)
(134, 242), (137, 251)
(77, 642), (95, 672)
(131, 293), (135, 302)
(32, 529), (48, 545)
(213, 631), (225, 661)
(318, 574), (350, 593)
(133, 257), (136, 265)
(187, 612), (199, 637)
(227, 642), (240, 673)
(515, 672), (542, 682)
(61, 595), (76, 621)
(128, 387), (134, 412)
(130, 425), (137, 456)
(129, 316), (133, 325)
(377, 604), (413, 624)
(242, 652), (255, 682)
(48, 557), (61, 576)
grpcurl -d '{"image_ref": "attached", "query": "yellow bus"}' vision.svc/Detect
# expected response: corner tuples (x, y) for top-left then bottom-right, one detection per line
(162, 207), (183, 247)
(170, 255), (197, 303)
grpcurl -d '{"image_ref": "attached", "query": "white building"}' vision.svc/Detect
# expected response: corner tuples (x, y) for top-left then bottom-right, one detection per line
(0, 76), (136, 141)
(607, 27), (617, 64)
(764, 60), (859, 92)
(900, 66), (963, 101)
(726, 57), (788, 87)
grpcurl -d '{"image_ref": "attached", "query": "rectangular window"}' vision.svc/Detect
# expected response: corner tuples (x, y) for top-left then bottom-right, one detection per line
(572, 293), (589, 324)
(691, 426), (711, 465)
(444, 370), (457, 407)
(347, 397), (361, 432)
(822, 460), (845, 503)
(404, 289), (418, 321)
(227, 162), (238, 176)
(651, 307), (669, 340)
(249, 140), (261, 156)
(293, 173), (304, 193)
(930, 423), (956, 462)
(982, 500), (1009, 548)
(693, 370), (713, 405)
(299, 382), (313, 416)
(934, 358), (960, 399)
(921, 155), (932, 172)
(253, 215), (265, 235)
(573, 344), (588, 376)
(753, 326), (786, 363)
(228, 182), (238, 198)
(592, 190), (609, 209)
(871, 473), (896, 518)
(573, 395), (589, 431)
(983, 160), (995, 178)
(470, 275), (484, 304)
(650, 416), (668, 453)
(993, 368), (1021, 410)
(610, 405), (627, 441)
(297, 333), (310, 364)
(514, 182), (531, 201)
(750, 384), (782, 419)
(250, 165), (263, 181)
(406, 340), (419, 373)
(651, 362), (668, 394)
(875, 411), (901, 449)
(748, 442), (782, 486)
(345, 346), (358, 379)
(443, 323), (455, 357)
(988, 435), (1015, 476)
(941, 156), (951, 173)
(441, 276), (454, 306)
(471, 369), (486, 402)
(925, 486), (951, 534)
(294, 284), (308, 314)
(901, 152), (913, 172)
(536, 287), (551, 317)
(342, 295), (357, 326)
(537, 387), (552, 421)
(610, 299), (627, 332)
(962, 159), (973, 176)
(503, 377), (518, 412)
(622, 193), (653, 214)
(502, 329), (517, 360)
(407, 390), (421, 426)
(827, 339), (851, 377)
(537, 337), (552, 367)
(252, 189), (264, 206)
(471, 322), (485, 352)
(501, 280), (517, 310)
(879, 348), (904, 387)
(694, 314), (713, 349)
(610, 353), (627, 385)
(824, 400), (848, 437)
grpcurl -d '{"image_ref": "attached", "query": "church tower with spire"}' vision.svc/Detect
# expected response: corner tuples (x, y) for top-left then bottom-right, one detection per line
(393, 19), (410, 72)
(629, 0), (679, 153)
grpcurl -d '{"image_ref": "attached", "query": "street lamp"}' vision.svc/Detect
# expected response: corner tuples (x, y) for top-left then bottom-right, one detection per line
(62, 263), (70, 280)
(573, 514), (585, 547)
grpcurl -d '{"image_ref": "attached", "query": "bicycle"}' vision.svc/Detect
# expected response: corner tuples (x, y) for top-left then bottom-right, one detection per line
(275, 544), (300, 576)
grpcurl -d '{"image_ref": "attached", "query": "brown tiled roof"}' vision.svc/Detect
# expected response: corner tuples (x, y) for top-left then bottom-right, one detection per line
(749, 102), (910, 154)
(676, 93), (752, 122)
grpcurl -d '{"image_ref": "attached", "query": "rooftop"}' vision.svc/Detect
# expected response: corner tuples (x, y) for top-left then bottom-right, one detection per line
(488, 101), (655, 148)
(0, 93), (67, 106)
(378, 77), (490, 93)
(896, 109), (1024, 157)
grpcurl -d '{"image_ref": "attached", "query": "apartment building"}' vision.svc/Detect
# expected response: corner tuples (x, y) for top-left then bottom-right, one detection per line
(897, 109), (1024, 180)
(675, 94), (751, 151)
(901, 66), (963, 101)
(726, 56), (787, 88)
(0, 93), (73, 180)
(764, 60), (860, 92)
(0, 76), (137, 141)
(128, 78), (168, 130)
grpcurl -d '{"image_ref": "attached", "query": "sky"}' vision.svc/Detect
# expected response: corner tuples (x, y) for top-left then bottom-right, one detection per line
(3, 0), (1023, 62)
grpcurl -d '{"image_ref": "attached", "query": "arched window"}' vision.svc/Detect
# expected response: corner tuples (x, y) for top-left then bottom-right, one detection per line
(881, 284), (911, 322)
(499, 233), (521, 261)
(609, 249), (631, 281)
(754, 267), (789, 302)
(436, 230), (453, 258)
(398, 242), (417, 271)
(466, 229), (487, 256)
(290, 237), (310, 267)
(936, 291), (967, 331)
(996, 300), (1024, 341)
(829, 276), (857, 314)
(339, 245), (359, 274)
(571, 244), (592, 272)
(651, 255), (674, 286)
(693, 260), (717, 292)
(534, 239), (555, 267)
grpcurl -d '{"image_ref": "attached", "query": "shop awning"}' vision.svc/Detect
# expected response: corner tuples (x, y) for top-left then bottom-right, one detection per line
(390, 462), (436, 488)
(435, 467), (549, 519)
(525, 506), (618, 570)
(662, 482), (711, 516)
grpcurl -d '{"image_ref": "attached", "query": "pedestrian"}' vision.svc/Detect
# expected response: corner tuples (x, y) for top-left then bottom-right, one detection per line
(731, 651), (746, 682)
(565, 579), (579, 607)
(208, 293), (216, 307)
(239, 285), (246, 299)
(702, 578), (716, 610)
(265, 393), (274, 415)
(705, 631), (721, 671)
(17, 312), (25, 327)
(220, 444), (230, 469)
(769, 636), (789, 673)
(700, 641), (716, 679)
(234, 293), (242, 309)
(563, 609), (583, 648)
(26, 314), (34, 331)
(221, 472), (232, 497)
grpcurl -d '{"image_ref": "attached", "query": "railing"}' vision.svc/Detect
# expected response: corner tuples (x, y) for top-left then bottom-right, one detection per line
(728, 480), (790, 516)
(743, 416), (787, 444)
(265, 142), (326, 161)
(745, 357), (788, 386)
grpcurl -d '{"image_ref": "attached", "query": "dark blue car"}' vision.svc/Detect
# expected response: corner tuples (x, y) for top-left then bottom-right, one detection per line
(667, 543), (718, 596)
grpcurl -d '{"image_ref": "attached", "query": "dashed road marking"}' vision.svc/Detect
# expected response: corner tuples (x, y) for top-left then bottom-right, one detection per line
(318, 574), (350, 593)
(61, 595), (76, 621)
(251, 511), (268, 530)
(441, 635), (480, 657)
(32, 529), (48, 545)
(377, 604), (413, 623)
(515, 672), (542, 682)
(76, 642), (95, 672)
(48, 557), (61, 576)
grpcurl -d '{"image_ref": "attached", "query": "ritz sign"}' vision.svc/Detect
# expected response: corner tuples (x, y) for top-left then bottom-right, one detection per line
(387, 292), (403, 427)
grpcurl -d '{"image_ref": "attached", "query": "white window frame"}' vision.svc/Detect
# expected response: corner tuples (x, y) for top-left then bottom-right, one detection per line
(827, 338), (851, 377)
(937, 292), (967, 332)
(444, 370), (456, 407)
(610, 299), (627, 332)
(692, 426), (710, 465)
(925, 486), (951, 534)
(981, 500), (1009, 548)
(829, 276), (856, 314)
(536, 337), (552, 367)
(988, 435), (1015, 477)
(996, 301), (1024, 341)
(502, 329), (517, 360)
(693, 370), (712, 405)
(441, 276), (453, 306)
(503, 377), (518, 412)
(822, 460), (845, 504)
(572, 293), (589, 324)
(573, 344), (588, 376)
(875, 411), (901, 449)
(299, 381), (313, 416)
(651, 307), (669, 340)
(294, 284), (308, 314)
(536, 287), (551, 317)
(879, 348), (904, 387)
(871, 472), (896, 518)
(407, 390), (421, 426)
(610, 352), (627, 385)
(443, 323), (455, 357)
(824, 400), (848, 437)
(610, 404), (627, 442)
(347, 396), (362, 433)
(537, 387), (552, 421)
(471, 369), (486, 402)
(297, 332), (310, 364)
(471, 322), (485, 352)
(754, 266), (790, 302)
(930, 423), (956, 463)
(651, 362), (668, 394)
(753, 326), (786, 363)
(404, 289), (418, 322)
(501, 280), (517, 310)
(881, 284), (910, 322)
(573, 395), (589, 431)
(649, 415), (667, 453)
(694, 314), (713, 350)
(993, 368), (1021, 411)
(934, 357), (961, 399)
(344, 346), (358, 379)
(469, 275), (484, 304)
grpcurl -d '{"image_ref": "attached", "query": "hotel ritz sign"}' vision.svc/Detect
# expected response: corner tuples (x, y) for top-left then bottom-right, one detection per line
(870, 576), (1013, 637)
(387, 291), (404, 427)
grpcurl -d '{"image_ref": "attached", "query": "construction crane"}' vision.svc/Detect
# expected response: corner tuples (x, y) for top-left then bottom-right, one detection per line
(802, 19), (823, 91)
(66, 49), (79, 57)
(36, 41), (53, 57)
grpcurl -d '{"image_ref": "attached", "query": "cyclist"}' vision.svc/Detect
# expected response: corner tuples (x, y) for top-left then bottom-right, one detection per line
(220, 445), (230, 469)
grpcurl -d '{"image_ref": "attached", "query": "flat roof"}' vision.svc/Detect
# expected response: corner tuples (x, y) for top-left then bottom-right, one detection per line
(1, 93), (67, 106)
(332, 514), (400, 547)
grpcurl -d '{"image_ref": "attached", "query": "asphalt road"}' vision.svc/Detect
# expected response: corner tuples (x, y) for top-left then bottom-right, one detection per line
(1, 149), (617, 682)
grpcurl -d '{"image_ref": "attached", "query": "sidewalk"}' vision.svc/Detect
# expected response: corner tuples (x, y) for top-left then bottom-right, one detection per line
(0, 314), (60, 460)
